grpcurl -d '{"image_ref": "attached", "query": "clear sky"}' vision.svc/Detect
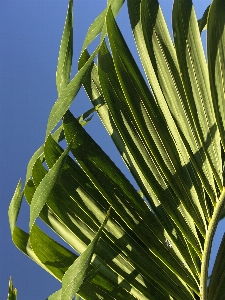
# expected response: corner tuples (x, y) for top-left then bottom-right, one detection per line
(1, 0), (223, 299)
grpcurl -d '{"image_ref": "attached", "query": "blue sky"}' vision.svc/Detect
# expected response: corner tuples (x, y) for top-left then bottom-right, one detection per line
(1, 0), (223, 299)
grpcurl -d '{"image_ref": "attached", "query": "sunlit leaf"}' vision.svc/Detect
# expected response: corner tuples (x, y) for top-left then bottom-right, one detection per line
(173, 0), (222, 192)
(46, 46), (100, 137)
(208, 232), (225, 300)
(8, 0), (225, 299)
(29, 135), (73, 229)
(48, 209), (110, 300)
(8, 180), (23, 235)
(81, 0), (125, 51)
(30, 224), (77, 281)
(207, 0), (225, 151)
(56, 0), (73, 95)
(198, 4), (210, 32)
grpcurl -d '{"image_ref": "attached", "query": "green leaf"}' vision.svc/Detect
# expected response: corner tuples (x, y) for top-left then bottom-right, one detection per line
(8, 180), (23, 235)
(56, 0), (73, 95)
(47, 0), (126, 138)
(105, 5), (203, 255)
(48, 281), (116, 300)
(48, 289), (62, 300)
(25, 111), (92, 186)
(81, 0), (125, 52)
(11, 226), (55, 275)
(46, 46), (99, 138)
(218, 202), (225, 222)
(25, 125), (64, 184)
(172, 0), (222, 192)
(48, 209), (110, 300)
(30, 224), (77, 281)
(80, 43), (197, 280)
(198, 4), (210, 32)
(8, 183), (43, 276)
(38, 132), (179, 298)
(76, 106), (99, 127)
(27, 161), (146, 298)
(207, 0), (225, 151)
(63, 111), (198, 298)
(128, 0), (214, 219)
(8, 0), (225, 299)
(7, 277), (17, 300)
(200, 188), (225, 299)
(208, 231), (225, 300)
(29, 135), (73, 230)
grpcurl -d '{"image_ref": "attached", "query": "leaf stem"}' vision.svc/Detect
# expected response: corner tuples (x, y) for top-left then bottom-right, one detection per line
(200, 187), (225, 299)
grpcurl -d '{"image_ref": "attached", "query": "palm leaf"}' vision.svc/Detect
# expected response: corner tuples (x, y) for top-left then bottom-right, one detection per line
(7, 277), (17, 300)
(208, 232), (225, 300)
(8, 0), (225, 299)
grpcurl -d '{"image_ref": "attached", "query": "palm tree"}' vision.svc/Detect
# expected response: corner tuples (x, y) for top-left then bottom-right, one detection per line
(8, 0), (225, 299)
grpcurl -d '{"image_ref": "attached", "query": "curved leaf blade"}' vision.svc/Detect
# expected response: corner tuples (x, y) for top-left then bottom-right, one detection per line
(81, 45), (199, 282)
(106, 5), (203, 256)
(59, 209), (110, 300)
(63, 110), (199, 298)
(30, 224), (77, 281)
(56, 0), (73, 95)
(29, 135), (73, 230)
(198, 4), (210, 33)
(40, 129), (185, 299)
(47, 0), (125, 138)
(8, 180), (23, 235)
(208, 232), (225, 300)
(172, 0), (222, 191)
(200, 188), (225, 299)
(207, 0), (225, 152)
(46, 46), (100, 137)
(81, 0), (125, 52)
(128, 0), (215, 219)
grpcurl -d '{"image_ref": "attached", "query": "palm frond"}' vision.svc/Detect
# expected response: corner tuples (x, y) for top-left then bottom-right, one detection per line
(8, 0), (225, 299)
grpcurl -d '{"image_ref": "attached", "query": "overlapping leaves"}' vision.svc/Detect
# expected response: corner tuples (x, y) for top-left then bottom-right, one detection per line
(8, 0), (225, 299)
